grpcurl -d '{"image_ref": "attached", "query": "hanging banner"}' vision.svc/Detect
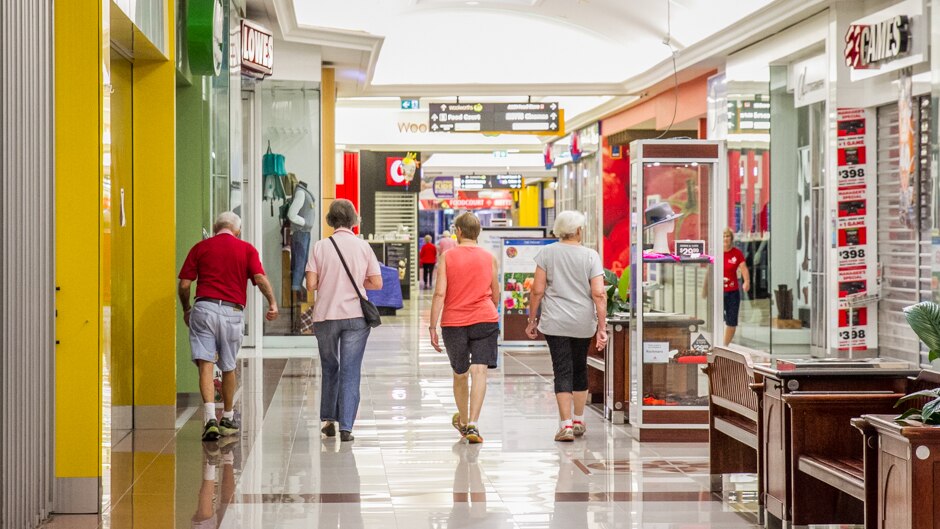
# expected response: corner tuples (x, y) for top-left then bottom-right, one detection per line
(835, 108), (877, 352)
(500, 238), (555, 345)
(898, 72), (916, 228)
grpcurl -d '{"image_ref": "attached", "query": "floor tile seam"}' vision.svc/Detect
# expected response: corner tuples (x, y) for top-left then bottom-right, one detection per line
(100, 430), (178, 518)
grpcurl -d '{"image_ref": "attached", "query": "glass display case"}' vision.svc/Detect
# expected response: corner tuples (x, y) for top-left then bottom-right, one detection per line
(628, 140), (726, 441)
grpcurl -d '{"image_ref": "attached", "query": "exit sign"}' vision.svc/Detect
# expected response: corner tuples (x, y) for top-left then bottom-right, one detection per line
(401, 98), (420, 110)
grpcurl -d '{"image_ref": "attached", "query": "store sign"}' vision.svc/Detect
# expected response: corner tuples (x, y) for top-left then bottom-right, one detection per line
(727, 96), (770, 134)
(432, 177), (455, 198)
(429, 102), (562, 134)
(457, 174), (523, 190)
(844, 15), (911, 70)
(386, 157), (408, 186)
(241, 20), (273, 78)
(789, 54), (827, 108)
(187, 0), (224, 76)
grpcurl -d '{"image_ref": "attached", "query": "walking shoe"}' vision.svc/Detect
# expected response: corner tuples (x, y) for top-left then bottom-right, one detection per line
(219, 416), (239, 437)
(202, 419), (221, 442)
(554, 426), (575, 442)
(340, 430), (355, 442)
(464, 424), (483, 444)
(572, 421), (586, 438)
(321, 421), (336, 437)
(452, 412), (467, 436)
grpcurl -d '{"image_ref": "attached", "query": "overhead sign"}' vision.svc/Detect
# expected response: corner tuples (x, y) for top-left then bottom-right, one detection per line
(401, 98), (420, 110)
(844, 15), (911, 70)
(458, 174), (523, 190)
(241, 20), (273, 78)
(188, 0), (224, 76)
(429, 102), (562, 134)
(432, 177), (455, 198)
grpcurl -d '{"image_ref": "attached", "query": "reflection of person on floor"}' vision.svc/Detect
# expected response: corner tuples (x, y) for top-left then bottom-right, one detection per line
(318, 442), (363, 529)
(429, 213), (500, 445)
(178, 212), (279, 442)
(448, 442), (486, 525)
(525, 211), (607, 442)
(193, 441), (236, 529)
(550, 457), (587, 529)
(419, 234), (437, 289)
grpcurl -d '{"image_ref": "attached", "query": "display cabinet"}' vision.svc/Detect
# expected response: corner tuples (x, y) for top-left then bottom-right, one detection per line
(628, 140), (726, 441)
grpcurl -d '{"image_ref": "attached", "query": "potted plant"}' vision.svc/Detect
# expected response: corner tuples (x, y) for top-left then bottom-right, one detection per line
(604, 268), (630, 316)
(895, 302), (940, 424)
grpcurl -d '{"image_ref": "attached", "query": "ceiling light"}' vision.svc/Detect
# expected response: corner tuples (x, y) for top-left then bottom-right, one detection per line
(466, 1), (479, 4)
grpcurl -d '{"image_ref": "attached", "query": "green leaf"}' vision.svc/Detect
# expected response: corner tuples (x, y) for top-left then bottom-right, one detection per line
(930, 349), (940, 363)
(904, 302), (940, 353)
(618, 268), (631, 301)
(920, 398), (940, 424)
(895, 408), (923, 424)
(604, 269), (619, 287)
(896, 388), (940, 406)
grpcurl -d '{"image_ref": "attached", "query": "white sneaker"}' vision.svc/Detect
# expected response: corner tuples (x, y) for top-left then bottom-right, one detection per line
(572, 420), (586, 437)
(554, 426), (574, 442)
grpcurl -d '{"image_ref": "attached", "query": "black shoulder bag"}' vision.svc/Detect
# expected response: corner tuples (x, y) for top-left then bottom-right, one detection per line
(328, 236), (382, 328)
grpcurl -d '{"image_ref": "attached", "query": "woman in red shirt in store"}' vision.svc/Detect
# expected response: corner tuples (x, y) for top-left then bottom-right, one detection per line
(722, 228), (750, 345)
(419, 234), (437, 289)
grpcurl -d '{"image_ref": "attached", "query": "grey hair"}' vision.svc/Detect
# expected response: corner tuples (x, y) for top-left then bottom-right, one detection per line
(213, 211), (242, 233)
(553, 210), (586, 239)
(326, 199), (359, 229)
(442, 230), (451, 237)
(424, 234), (432, 242)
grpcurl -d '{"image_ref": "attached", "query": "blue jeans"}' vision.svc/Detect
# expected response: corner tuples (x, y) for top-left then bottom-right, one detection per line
(315, 318), (371, 431)
(291, 230), (312, 291)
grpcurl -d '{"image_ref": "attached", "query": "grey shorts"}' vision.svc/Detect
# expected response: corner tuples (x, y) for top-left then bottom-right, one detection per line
(189, 300), (244, 372)
(441, 322), (499, 374)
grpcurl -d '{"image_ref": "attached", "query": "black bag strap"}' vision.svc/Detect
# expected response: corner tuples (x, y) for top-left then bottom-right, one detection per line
(328, 236), (367, 301)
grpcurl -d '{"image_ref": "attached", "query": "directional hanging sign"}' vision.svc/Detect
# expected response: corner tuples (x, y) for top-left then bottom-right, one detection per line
(429, 102), (563, 135)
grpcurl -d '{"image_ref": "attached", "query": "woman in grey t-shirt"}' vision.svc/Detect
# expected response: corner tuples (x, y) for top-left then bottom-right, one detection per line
(526, 211), (607, 442)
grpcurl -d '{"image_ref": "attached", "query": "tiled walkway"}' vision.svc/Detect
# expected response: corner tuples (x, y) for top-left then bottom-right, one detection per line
(45, 296), (765, 529)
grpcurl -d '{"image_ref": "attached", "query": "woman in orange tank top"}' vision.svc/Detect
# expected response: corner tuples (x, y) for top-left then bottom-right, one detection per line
(429, 212), (499, 444)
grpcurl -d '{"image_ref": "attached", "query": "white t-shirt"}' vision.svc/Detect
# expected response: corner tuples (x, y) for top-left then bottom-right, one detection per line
(533, 242), (604, 338)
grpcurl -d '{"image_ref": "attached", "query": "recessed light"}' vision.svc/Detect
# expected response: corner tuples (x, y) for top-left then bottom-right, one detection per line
(466, 1), (479, 5)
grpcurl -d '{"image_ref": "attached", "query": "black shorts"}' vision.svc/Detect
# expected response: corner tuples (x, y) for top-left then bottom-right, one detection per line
(441, 322), (499, 374)
(724, 289), (741, 327)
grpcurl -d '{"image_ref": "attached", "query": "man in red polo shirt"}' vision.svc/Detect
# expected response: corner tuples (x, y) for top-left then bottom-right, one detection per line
(178, 212), (279, 442)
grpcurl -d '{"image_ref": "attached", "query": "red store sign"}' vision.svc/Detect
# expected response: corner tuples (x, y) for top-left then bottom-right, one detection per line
(241, 20), (274, 78)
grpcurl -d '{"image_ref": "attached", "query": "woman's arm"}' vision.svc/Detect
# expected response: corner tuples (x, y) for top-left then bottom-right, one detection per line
(364, 274), (383, 290)
(490, 255), (500, 306)
(525, 266), (547, 339)
(591, 275), (608, 350)
(738, 261), (750, 293)
(429, 256), (448, 352)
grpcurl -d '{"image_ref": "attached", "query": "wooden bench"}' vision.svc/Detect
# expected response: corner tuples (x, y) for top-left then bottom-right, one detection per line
(784, 392), (905, 527)
(703, 347), (765, 504)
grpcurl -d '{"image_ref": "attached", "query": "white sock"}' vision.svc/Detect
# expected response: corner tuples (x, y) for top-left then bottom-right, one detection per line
(222, 410), (234, 420)
(573, 415), (584, 424)
(560, 419), (573, 429)
(204, 403), (216, 424)
(203, 463), (217, 481)
(222, 452), (234, 466)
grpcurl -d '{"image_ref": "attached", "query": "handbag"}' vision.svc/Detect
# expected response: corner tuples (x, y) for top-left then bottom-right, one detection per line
(328, 237), (382, 328)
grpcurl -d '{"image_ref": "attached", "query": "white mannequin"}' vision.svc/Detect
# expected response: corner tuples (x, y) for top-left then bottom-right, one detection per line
(287, 190), (307, 227)
(650, 219), (675, 254)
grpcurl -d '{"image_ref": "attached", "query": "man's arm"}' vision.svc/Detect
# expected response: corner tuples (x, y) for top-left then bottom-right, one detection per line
(178, 279), (193, 327)
(364, 274), (383, 290)
(428, 257), (447, 352)
(490, 255), (500, 306)
(253, 274), (279, 321)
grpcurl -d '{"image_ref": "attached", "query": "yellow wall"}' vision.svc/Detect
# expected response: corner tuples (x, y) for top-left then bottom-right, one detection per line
(132, 6), (177, 412)
(519, 184), (541, 227)
(54, 0), (103, 479)
(321, 68), (336, 237)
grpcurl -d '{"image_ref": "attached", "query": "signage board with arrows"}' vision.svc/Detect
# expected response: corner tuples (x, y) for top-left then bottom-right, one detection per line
(429, 102), (563, 135)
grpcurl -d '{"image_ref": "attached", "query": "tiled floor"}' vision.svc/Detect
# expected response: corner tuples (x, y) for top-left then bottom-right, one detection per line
(44, 294), (768, 529)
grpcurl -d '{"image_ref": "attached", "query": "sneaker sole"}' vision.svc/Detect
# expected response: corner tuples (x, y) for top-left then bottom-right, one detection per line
(451, 414), (466, 436)
(465, 434), (483, 444)
(219, 426), (239, 437)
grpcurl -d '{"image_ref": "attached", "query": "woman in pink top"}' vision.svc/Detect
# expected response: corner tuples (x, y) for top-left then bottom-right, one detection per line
(437, 230), (457, 255)
(305, 200), (383, 442)
(429, 213), (499, 444)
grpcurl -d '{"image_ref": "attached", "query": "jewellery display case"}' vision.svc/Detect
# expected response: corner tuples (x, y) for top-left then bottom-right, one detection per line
(628, 140), (726, 441)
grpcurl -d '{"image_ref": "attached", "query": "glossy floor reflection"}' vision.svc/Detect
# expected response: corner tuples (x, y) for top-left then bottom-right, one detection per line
(45, 295), (772, 529)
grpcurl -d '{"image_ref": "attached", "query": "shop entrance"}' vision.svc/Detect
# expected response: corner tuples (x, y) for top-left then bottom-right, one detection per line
(104, 51), (135, 437)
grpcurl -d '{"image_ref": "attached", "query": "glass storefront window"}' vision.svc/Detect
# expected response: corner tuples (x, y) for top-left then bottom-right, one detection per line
(256, 87), (321, 337)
